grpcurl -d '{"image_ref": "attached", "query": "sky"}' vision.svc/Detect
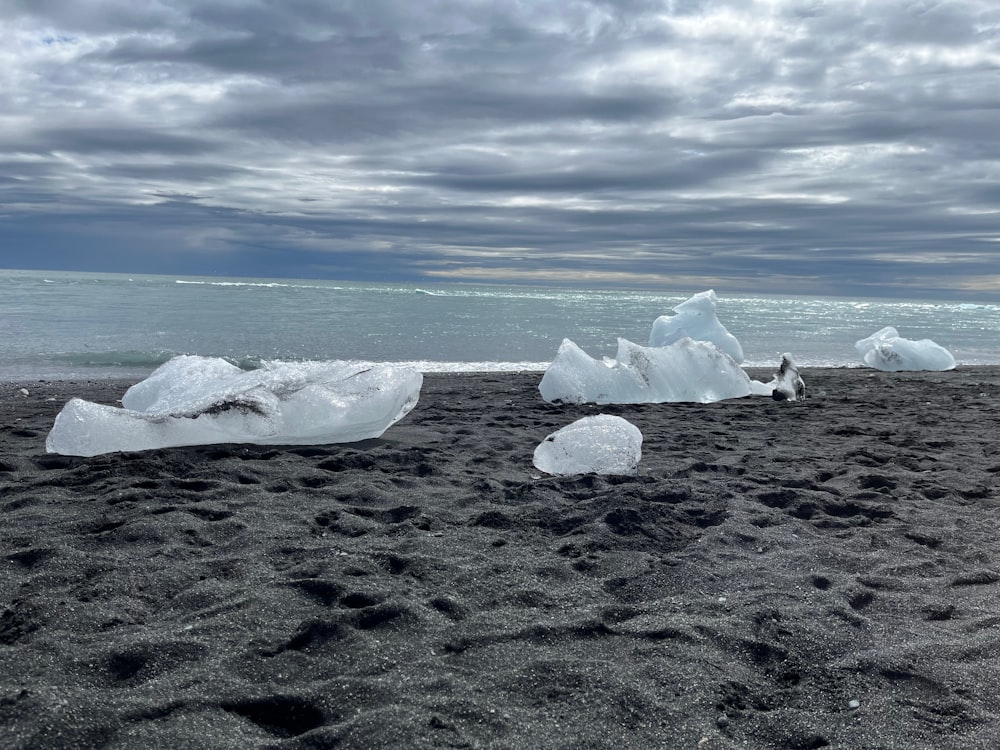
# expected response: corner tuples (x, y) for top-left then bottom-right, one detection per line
(2, 0), (999, 299)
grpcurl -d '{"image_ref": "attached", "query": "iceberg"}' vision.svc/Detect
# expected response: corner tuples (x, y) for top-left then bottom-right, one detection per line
(649, 290), (744, 363)
(538, 337), (753, 405)
(855, 327), (956, 372)
(533, 415), (642, 476)
(46, 355), (423, 456)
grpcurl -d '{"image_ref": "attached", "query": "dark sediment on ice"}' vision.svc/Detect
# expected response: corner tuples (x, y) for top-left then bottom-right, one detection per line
(3, 368), (1000, 749)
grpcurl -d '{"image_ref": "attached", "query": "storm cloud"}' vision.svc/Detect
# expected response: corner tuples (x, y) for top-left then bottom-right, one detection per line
(2, 0), (998, 297)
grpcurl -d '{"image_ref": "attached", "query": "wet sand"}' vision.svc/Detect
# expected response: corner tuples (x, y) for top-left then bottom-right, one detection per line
(2, 368), (1000, 749)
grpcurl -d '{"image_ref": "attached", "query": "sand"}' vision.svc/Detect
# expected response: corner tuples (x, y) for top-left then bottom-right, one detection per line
(2, 368), (1000, 749)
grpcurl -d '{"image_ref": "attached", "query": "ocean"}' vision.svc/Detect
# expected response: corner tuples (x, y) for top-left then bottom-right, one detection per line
(2, 268), (998, 381)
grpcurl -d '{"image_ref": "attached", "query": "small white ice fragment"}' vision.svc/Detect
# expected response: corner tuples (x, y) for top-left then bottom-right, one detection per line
(19, 388), (29, 396)
(532, 414), (642, 476)
(771, 353), (806, 401)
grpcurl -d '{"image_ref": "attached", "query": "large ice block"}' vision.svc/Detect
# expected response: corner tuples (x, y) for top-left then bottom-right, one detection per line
(46, 356), (422, 456)
(539, 337), (753, 405)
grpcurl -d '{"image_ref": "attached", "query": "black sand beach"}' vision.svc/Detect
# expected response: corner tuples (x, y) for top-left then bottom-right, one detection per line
(3, 368), (1000, 749)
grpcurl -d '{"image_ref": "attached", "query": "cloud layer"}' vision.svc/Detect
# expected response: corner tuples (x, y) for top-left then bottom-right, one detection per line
(3, 0), (999, 297)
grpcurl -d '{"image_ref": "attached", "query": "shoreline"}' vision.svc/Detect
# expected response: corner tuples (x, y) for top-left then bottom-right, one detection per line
(2, 362), (989, 390)
(3, 367), (1000, 748)
(7, 359), (1000, 389)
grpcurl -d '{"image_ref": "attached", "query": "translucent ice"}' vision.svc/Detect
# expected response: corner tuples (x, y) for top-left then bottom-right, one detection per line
(533, 414), (642, 476)
(649, 290), (744, 363)
(46, 356), (423, 456)
(120, 355), (247, 412)
(855, 327), (956, 372)
(538, 337), (753, 405)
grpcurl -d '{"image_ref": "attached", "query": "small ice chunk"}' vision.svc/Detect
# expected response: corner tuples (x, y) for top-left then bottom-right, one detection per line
(770, 353), (806, 401)
(748, 354), (806, 399)
(649, 290), (744, 363)
(855, 326), (956, 371)
(533, 415), (642, 476)
(539, 337), (752, 405)
(46, 356), (422, 456)
(19, 388), (29, 396)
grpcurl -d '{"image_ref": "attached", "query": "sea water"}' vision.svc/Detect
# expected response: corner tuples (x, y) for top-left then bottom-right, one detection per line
(2, 268), (998, 380)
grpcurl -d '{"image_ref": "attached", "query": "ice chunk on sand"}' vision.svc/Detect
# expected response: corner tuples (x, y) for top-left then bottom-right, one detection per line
(533, 415), (642, 476)
(649, 290), (744, 363)
(753, 353), (806, 401)
(120, 355), (246, 412)
(46, 356), (422, 456)
(539, 337), (752, 405)
(855, 326), (956, 372)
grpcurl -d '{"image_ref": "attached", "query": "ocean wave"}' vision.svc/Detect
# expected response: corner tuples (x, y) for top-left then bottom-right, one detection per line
(175, 280), (294, 289)
(52, 350), (179, 368)
(47, 352), (550, 375)
(50, 351), (281, 371)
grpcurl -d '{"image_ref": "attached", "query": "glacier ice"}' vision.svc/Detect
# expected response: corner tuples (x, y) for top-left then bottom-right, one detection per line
(538, 337), (753, 405)
(855, 327), (956, 372)
(764, 353), (806, 401)
(649, 290), (744, 363)
(46, 355), (423, 456)
(533, 414), (642, 476)
(119, 355), (248, 413)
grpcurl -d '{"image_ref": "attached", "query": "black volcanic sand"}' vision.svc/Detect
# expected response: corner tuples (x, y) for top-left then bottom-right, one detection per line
(3, 368), (1000, 749)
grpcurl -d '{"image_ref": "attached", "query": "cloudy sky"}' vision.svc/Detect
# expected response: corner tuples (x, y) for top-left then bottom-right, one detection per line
(2, 1), (999, 298)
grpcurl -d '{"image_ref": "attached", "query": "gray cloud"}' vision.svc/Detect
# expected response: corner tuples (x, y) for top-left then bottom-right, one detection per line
(2, 0), (999, 298)
(24, 127), (216, 156)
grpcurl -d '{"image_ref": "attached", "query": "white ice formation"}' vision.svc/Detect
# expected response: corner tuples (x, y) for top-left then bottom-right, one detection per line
(855, 326), (956, 372)
(46, 355), (422, 456)
(767, 353), (806, 401)
(533, 414), (642, 476)
(649, 290), (744, 363)
(539, 337), (753, 405)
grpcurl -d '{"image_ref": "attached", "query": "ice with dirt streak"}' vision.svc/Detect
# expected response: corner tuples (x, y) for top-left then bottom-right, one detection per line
(533, 414), (642, 476)
(855, 326), (956, 372)
(648, 289), (744, 363)
(539, 337), (753, 405)
(46, 355), (422, 456)
(763, 353), (807, 401)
